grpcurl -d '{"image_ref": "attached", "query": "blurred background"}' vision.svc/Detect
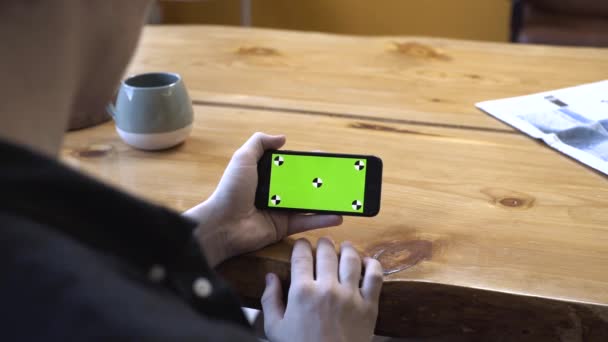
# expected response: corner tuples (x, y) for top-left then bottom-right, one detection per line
(151, 0), (608, 47)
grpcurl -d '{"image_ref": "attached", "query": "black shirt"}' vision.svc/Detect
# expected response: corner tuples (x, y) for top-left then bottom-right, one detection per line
(0, 139), (257, 340)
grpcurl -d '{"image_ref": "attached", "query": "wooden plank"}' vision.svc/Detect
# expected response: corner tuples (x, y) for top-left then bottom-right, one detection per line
(62, 104), (608, 340)
(127, 25), (608, 131)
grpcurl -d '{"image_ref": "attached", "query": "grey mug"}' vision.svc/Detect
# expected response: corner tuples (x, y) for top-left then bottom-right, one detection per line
(107, 72), (194, 150)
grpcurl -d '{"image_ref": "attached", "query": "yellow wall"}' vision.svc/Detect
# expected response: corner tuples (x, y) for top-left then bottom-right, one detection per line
(160, 0), (512, 42)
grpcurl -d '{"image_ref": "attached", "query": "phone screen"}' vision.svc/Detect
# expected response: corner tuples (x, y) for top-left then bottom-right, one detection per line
(268, 153), (367, 213)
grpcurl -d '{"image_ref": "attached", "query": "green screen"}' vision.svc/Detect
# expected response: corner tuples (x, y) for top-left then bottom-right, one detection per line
(268, 154), (367, 213)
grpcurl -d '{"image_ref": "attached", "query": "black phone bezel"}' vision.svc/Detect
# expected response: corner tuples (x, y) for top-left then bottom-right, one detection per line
(255, 150), (382, 217)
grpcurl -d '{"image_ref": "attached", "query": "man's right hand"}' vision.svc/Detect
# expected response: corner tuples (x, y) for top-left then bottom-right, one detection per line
(261, 238), (383, 342)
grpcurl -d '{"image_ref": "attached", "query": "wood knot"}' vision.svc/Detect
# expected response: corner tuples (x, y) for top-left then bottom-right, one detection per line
(499, 198), (523, 207)
(392, 42), (451, 61)
(237, 46), (280, 56)
(72, 144), (114, 158)
(366, 240), (432, 275)
(481, 188), (535, 210)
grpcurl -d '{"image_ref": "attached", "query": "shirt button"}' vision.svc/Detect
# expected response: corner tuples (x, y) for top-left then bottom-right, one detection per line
(148, 264), (166, 283)
(193, 277), (213, 298)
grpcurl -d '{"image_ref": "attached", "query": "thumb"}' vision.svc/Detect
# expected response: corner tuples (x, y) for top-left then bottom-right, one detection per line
(261, 273), (285, 330)
(239, 132), (286, 162)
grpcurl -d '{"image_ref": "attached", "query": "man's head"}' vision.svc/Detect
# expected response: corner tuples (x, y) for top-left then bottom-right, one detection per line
(0, 0), (151, 154)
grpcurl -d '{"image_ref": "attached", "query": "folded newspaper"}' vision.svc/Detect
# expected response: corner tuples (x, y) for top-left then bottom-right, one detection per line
(476, 80), (608, 175)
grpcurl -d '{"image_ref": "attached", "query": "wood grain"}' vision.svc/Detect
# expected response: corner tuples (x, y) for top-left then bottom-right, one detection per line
(63, 103), (608, 340)
(128, 25), (608, 131)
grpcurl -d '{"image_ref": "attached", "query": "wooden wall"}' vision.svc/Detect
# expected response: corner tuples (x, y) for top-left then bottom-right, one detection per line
(159, 0), (512, 42)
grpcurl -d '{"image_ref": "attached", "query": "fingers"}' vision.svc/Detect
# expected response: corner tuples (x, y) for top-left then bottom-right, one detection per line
(287, 214), (343, 235)
(316, 238), (338, 283)
(235, 132), (286, 162)
(361, 257), (384, 302)
(339, 241), (362, 288)
(261, 273), (285, 329)
(291, 239), (314, 284)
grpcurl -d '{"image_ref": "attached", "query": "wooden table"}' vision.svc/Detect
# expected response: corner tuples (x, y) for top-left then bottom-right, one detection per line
(62, 26), (608, 341)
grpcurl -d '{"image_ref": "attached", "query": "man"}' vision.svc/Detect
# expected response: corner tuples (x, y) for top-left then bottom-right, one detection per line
(0, 1), (383, 341)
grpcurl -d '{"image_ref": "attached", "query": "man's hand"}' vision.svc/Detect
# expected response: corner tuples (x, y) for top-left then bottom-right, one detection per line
(262, 238), (383, 342)
(184, 132), (343, 267)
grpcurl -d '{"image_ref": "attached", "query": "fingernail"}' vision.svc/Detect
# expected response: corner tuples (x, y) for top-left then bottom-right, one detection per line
(342, 241), (353, 247)
(266, 273), (273, 285)
(320, 236), (334, 244)
(295, 238), (310, 248)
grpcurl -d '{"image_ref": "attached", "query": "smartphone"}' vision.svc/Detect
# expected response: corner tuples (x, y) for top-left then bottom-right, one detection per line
(255, 150), (382, 216)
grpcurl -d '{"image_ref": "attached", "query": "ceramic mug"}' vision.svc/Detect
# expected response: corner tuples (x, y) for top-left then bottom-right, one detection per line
(107, 72), (193, 150)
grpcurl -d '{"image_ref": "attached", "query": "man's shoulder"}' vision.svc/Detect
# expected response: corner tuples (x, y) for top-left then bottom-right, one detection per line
(0, 209), (127, 284)
(0, 210), (63, 255)
(0, 210), (255, 341)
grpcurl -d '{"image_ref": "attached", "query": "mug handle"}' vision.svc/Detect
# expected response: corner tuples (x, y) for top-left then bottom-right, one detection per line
(106, 104), (117, 120)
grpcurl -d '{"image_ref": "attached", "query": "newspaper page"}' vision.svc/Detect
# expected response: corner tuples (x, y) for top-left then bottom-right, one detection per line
(476, 80), (608, 175)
